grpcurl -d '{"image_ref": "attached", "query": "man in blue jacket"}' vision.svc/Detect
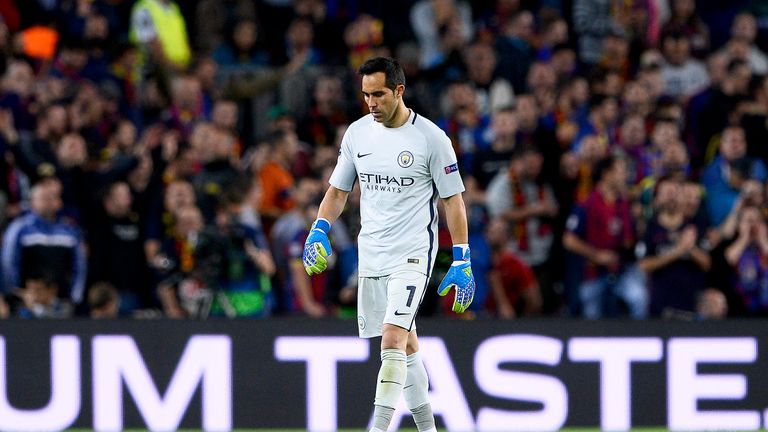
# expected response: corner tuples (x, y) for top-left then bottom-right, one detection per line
(2, 177), (87, 307)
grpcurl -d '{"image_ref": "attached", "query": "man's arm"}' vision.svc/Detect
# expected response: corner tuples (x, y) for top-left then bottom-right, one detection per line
(317, 186), (350, 224)
(437, 193), (475, 313)
(441, 193), (468, 244)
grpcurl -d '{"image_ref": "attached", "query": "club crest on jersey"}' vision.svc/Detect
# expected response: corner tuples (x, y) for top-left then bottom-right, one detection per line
(398, 151), (414, 168)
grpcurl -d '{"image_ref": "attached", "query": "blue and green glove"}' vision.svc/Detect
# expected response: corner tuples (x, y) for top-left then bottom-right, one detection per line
(303, 218), (333, 275)
(437, 244), (475, 313)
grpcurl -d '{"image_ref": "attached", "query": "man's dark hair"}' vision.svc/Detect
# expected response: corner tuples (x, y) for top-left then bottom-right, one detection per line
(592, 155), (618, 185)
(358, 57), (406, 91)
(588, 93), (610, 111)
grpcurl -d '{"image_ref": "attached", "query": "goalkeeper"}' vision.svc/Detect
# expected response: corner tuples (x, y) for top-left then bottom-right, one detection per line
(303, 57), (474, 432)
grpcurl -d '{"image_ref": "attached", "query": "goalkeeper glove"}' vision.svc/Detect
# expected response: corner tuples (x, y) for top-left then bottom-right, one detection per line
(437, 244), (475, 313)
(303, 218), (333, 275)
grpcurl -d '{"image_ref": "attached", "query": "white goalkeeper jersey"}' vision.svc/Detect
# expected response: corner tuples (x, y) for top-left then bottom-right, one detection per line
(329, 109), (465, 277)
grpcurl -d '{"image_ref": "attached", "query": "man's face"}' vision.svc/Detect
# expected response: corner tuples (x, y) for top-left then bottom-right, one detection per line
(720, 127), (747, 161)
(361, 72), (402, 125)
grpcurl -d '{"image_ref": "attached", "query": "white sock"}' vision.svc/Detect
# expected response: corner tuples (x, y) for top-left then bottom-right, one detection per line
(372, 348), (407, 431)
(404, 352), (436, 432)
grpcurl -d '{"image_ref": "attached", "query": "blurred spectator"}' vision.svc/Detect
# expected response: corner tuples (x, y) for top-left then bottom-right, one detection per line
(438, 79), (490, 175)
(88, 281), (120, 319)
(213, 18), (270, 70)
(486, 144), (559, 311)
(661, 0), (710, 59)
(637, 177), (710, 317)
(688, 58), (751, 163)
(659, 31), (709, 100)
(563, 155), (648, 318)
(88, 181), (150, 315)
(724, 205), (768, 315)
(495, 9), (536, 94)
(16, 273), (73, 319)
(410, 0), (472, 69)
(285, 17), (322, 68)
(484, 217), (542, 318)
(155, 204), (205, 318)
(1, 178), (86, 305)
(702, 125), (767, 226)
(573, 93), (619, 152)
(298, 74), (352, 147)
(740, 74), (768, 162)
(463, 40), (514, 115)
(195, 0), (256, 55)
(191, 125), (241, 224)
(472, 106), (517, 189)
(130, 0), (192, 73)
(597, 27), (631, 80)
(165, 74), (205, 138)
(203, 186), (276, 318)
(696, 287), (728, 319)
(270, 176), (327, 317)
(514, 93), (560, 184)
(720, 12), (768, 75)
(573, 0), (627, 67)
(617, 114), (650, 184)
(258, 129), (297, 232)
(343, 14), (387, 72)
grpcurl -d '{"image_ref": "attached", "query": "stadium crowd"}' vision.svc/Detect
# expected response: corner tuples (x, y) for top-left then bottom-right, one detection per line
(0, 0), (767, 320)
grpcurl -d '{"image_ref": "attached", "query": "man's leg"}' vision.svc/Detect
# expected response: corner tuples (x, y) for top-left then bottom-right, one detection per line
(370, 324), (408, 432)
(403, 330), (436, 432)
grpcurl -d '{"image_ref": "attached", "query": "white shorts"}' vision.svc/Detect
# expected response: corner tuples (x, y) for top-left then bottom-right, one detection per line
(357, 270), (428, 338)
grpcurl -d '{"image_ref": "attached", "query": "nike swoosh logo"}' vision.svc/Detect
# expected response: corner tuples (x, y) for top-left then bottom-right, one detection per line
(357, 152), (372, 158)
(380, 380), (402, 384)
(394, 310), (410, 316)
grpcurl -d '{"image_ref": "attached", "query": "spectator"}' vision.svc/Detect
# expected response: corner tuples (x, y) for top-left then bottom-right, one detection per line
(514, 93), (560, 184)
(659, 31), (710, 100)
(1, 178), (87, 305)
(270, 176), (327, 317)
(164, 74), (206, 138)
(410, 0), (473, 69)
(472, 106), (517, 189)
(88, 281), (120, 318)
(485, 217), (542, 318)
(573, 93), (619, 152)
(495, 9), (536, 94)
(191, 125), (242, 224)
(129, 0), (192, 73)
(563, 155), (648, 318)
(88, 181), (150, 314)
(720, 12), (768, 75)
(702, 125), (767, 226)
(724, 205), (768, 315)
(572, 0), (627, 67)
(696, 287), (728, 319)
(661, 0), (710, 59)
(486, 144), (559, 311)
(155, 204), (205, 318)
(462, 40), (514, 116)
(617, 114), (651, 184)
(438, 79), (490, 175)
(258, 129), (298, 232)
(298, 74), (352, 148)
(16, 273), (73, 319)
(688, 58), (751, 165)
(199, 187), (276, 318)
(637, 177), (710, 317)
(195, 0), (256, 55)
